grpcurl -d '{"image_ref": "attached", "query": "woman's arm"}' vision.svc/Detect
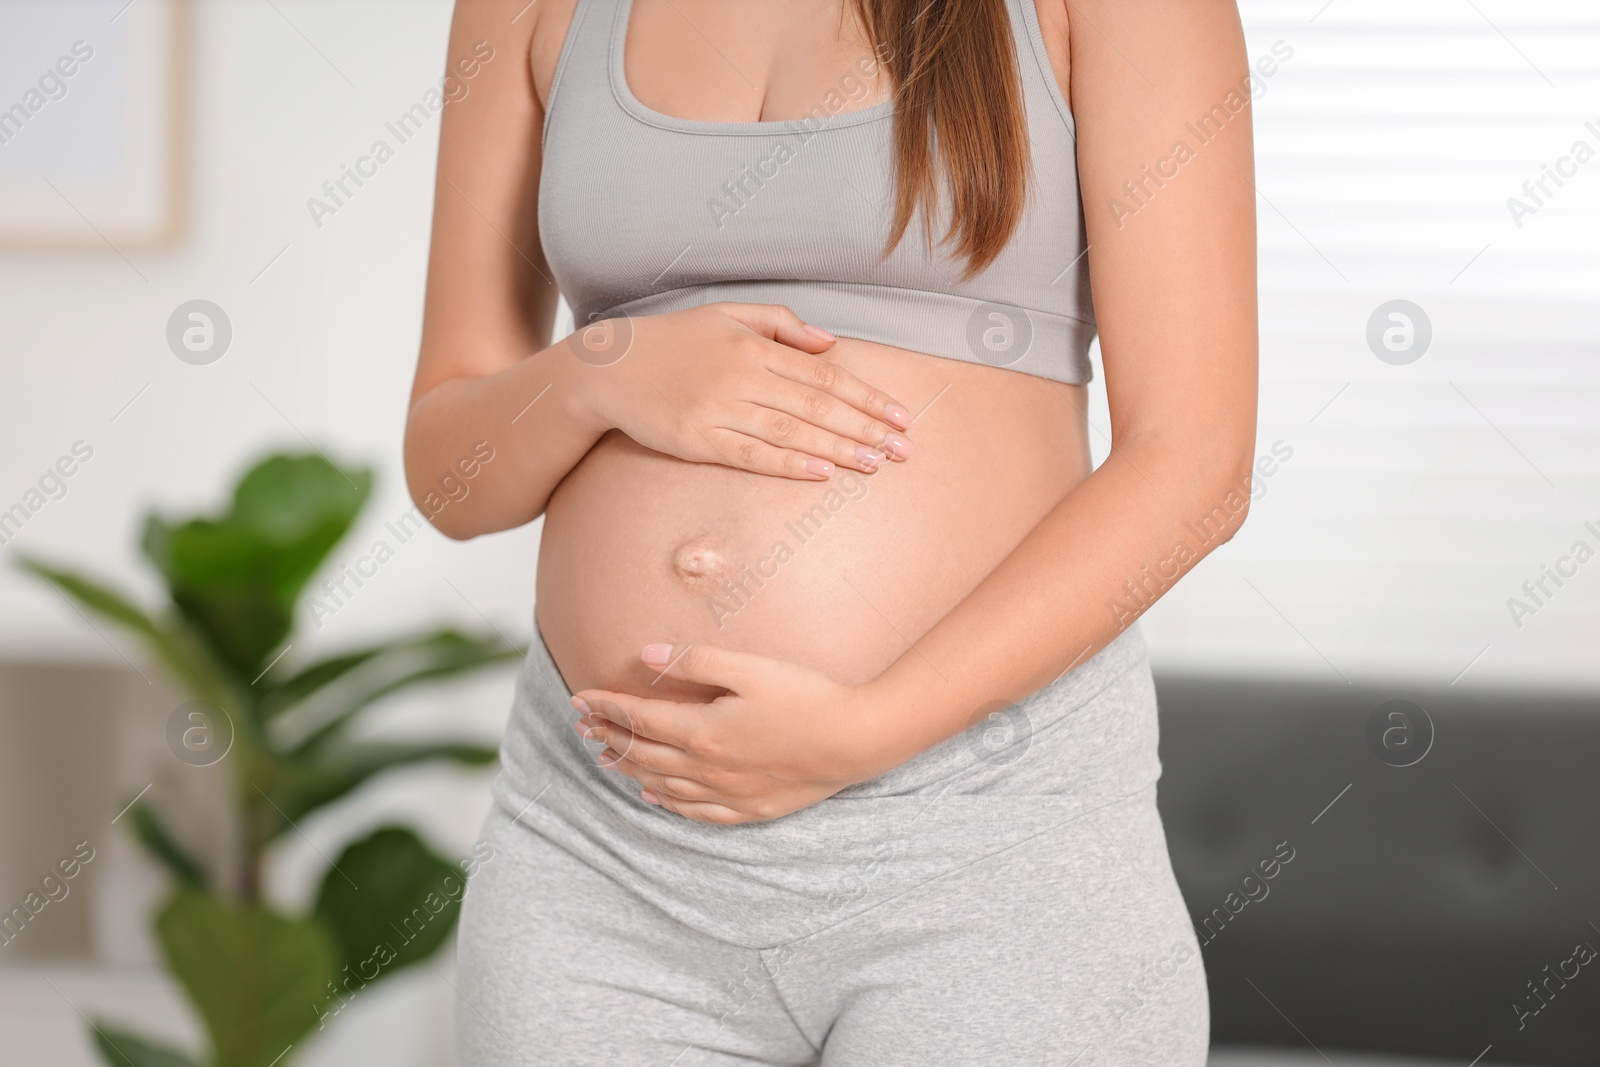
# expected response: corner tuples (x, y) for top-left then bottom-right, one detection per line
(572, 0), (1259, 821)
(403, 0), (582, 538)
(856, 0), (1259, 761)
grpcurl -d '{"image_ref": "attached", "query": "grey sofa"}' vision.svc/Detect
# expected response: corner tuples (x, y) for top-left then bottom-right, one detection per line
(1155, 674), (1600, 1067)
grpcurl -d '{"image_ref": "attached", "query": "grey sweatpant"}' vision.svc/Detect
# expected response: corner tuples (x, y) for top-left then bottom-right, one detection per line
(457, 785), (1206, 1066)
(455, 625), (1207, 1065)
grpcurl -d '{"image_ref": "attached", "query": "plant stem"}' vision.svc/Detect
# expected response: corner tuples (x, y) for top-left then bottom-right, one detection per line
(240, 842), (262, 903)
(238, 794), (263, 903)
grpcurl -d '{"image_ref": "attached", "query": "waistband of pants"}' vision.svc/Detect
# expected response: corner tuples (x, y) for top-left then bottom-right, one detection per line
(493, 622), (1162, 946)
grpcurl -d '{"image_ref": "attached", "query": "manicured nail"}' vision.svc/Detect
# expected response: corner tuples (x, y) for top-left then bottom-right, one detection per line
(572, 720), (596, 741)
(641, 789), (662, 806)
(883, 433), (914, 459)
(805, 458), (834, 478)
(883, 403), (912, 429)
(570, 697), (591, 714)
(803, 324), (835, 343)
(641, 643), (674, 666)
(854, 445), (882, 470)
(598, 749), (619, 768)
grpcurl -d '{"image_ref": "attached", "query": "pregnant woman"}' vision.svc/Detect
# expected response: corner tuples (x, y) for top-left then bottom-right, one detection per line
(407, 0), (1256, 1061)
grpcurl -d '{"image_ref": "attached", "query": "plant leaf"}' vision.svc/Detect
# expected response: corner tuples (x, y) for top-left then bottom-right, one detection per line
(129, 803), (208, 888)
(14, 557), (235, 706)
(156, 888), (339, 1067)
(313, 826), (466, 980)
(279, 630), (522, 751)
(141, 454), (372, 680)
(15, 557), (162, 638)
(259, 647), (389, 719)
(228, 453), (371, 546)
(91, 1023), (200, 1067)
(260, 742), (498, 835)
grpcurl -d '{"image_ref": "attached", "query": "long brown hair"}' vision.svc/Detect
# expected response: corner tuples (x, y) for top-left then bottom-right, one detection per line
(849, 0), (1032, 277)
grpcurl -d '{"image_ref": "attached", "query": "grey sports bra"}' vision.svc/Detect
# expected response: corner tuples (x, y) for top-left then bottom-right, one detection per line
(538, 0), (1096, 384)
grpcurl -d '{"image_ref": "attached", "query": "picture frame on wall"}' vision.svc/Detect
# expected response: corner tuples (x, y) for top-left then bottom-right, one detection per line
(0, 0), (186, 250)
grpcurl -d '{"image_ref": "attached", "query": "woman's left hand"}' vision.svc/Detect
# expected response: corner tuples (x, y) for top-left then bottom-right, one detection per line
(570, 644), (890, 824)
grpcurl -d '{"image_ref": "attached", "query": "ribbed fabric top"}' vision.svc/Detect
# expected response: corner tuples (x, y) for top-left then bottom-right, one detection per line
(538, 0), (1097, 384)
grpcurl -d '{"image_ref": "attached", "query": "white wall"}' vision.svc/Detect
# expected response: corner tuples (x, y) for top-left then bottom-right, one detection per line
(0, 0), (540, 668)
(3, 1), (1597, 692)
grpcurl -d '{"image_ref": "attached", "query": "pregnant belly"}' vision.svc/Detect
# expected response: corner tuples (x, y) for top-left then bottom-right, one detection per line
(535, 338), (1093, 702)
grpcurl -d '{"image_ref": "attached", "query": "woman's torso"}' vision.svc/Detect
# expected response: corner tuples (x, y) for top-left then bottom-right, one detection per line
(529, 0), (1095, 700)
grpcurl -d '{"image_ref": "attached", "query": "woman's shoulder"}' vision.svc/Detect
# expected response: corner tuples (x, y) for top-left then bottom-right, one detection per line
(1029, 0), (1072, 111)
(528, 0), (586, 115)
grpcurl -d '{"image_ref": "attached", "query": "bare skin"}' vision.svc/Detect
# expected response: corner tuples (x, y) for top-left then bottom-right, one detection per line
(405, 0), (1258, 824)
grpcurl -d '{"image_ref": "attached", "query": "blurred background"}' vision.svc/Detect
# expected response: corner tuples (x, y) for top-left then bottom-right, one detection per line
(0, 0), (1594, 1065)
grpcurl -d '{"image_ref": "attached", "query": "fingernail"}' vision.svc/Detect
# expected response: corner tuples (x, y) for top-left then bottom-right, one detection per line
(570, 697), (591, 715)
(641, 789), (662, 806)
(883, 403), (912, 429)
(641, 643), (674, 666)
(598, 749), (619, 768)
(572, 720), (596, 740)
(805, 458), (834, 478)
(803, 324), (835, 343)
(854, 445), (882, 470)
(883, 433), (914, 459)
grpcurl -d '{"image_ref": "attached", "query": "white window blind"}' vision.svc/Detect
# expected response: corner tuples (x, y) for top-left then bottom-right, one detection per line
(1106, 0), (1600, 688)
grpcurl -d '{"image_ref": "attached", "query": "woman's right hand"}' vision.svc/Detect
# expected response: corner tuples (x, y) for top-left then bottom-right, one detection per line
(567, 302), (915, 480)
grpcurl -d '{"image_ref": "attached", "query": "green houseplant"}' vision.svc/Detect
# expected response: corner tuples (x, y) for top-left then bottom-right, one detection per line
(19, 453), (521, 1067)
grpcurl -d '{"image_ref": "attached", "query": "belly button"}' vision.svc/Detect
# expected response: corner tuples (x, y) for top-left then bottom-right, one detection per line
(671, 538), (729, 586)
